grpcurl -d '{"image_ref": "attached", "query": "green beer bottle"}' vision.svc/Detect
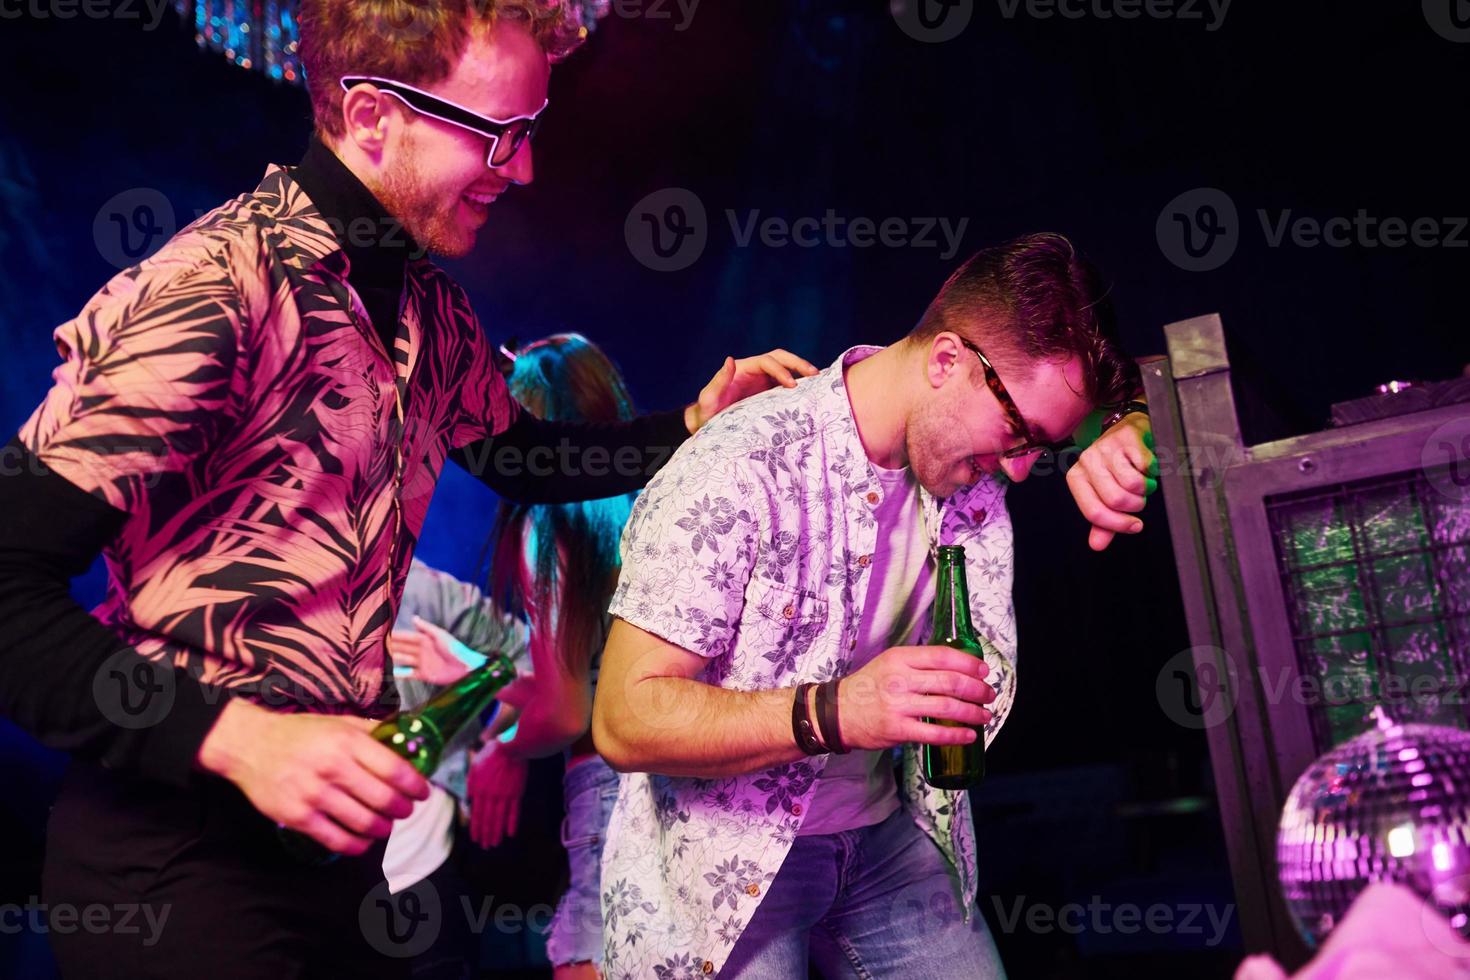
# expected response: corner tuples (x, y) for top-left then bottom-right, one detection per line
(279, 653), (518, 865)
(920, 545), (990, 790)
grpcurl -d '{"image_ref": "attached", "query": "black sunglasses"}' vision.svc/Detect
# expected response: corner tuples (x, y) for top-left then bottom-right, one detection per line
(340, 75), (547, 169)
(958, 338), (1077, 460)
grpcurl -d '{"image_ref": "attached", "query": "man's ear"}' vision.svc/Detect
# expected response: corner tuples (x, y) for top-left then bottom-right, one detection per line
(925, 332), (963, 390)
(340, 86), (392, 160)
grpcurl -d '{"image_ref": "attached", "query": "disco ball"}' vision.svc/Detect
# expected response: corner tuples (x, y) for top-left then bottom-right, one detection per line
(1278, 706), (1470, 948)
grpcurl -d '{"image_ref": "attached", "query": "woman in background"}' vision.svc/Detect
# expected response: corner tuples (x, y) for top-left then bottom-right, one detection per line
(396, 333), (637, 979)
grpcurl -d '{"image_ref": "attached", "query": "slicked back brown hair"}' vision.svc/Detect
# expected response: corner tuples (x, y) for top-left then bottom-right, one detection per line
(299, 0), (589, 142)
(910, 232), (1138, 407)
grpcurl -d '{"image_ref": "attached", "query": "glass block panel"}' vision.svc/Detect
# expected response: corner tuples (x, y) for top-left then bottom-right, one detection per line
(1304, 630), (1374, 691)
(1295, 565), (1367, 634)
(1384, 621), (1455, 722)
(1306, 631), (1377, 747)
(1370, 552), (1440, 624)
(1269, 472), (1470, 751)
(1277, 498), (1354, 569)
(1425, 476), (1470, 546)
(1355, 485), (1428, 555)
(1442, 546), (1470, 617)
(1322, 702), (1376, 749)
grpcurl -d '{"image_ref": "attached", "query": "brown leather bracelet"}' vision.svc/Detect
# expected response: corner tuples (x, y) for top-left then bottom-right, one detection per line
(792, 682), (826, 755)
(815, 679), (849, 754)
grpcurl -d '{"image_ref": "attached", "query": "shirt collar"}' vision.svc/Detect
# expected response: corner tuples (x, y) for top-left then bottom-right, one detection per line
(249, 139), (425, 284)
(289, 135), (422, 287)
(824, 344), (1003, 512)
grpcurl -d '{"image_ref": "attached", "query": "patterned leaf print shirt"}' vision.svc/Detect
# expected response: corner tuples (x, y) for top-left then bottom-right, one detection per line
(600, 347), (1018, 978)
(18, 165), (517, 717)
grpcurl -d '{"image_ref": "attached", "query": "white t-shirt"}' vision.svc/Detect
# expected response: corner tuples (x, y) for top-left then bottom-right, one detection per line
(798, 460), (933, 836)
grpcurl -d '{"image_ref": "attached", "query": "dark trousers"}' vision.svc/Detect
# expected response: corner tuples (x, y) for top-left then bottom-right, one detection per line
(406, 825), (482, 980)
(41, 761), (412, 980)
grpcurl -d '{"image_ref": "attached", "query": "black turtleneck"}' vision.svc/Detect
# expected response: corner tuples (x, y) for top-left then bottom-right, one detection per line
(290, 136), (413, 356)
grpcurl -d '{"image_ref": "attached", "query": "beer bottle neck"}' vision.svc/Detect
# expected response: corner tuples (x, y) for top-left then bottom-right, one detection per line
(932, 547), (975, 641)
(415, 654), (517, 740)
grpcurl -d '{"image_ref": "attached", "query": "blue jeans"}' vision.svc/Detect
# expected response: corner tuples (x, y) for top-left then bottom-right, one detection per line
(721, 806), (1006, 978)
(545, 756), (620, 967)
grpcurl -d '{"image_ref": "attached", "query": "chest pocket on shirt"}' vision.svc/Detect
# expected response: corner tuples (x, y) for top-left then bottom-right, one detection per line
(747, 579), (829, 683)
(751, 579), (828, 626)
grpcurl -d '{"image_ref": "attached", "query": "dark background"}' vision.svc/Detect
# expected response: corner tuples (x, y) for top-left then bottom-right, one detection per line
(1, 1), (1466, 977)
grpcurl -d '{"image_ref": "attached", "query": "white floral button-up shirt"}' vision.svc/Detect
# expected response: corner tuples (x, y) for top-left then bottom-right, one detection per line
(601, 346), (1018, 979)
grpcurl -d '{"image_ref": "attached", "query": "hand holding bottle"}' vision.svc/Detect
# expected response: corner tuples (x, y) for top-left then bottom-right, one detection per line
(833, 645), (994, 752)
(195, 699), (431, 856)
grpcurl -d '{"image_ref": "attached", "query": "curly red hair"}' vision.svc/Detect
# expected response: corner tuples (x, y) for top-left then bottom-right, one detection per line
(299, 0), (595, 141)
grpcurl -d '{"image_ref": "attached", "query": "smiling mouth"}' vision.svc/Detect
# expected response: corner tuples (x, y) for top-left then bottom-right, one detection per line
(460, 190), (499, 216)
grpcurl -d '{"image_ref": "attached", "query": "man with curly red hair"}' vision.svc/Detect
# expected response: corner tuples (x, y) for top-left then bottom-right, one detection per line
(0, 2), (813, 977)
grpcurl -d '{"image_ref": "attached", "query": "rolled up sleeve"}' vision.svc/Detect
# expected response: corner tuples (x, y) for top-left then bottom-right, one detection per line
(607, 440), (763, 660)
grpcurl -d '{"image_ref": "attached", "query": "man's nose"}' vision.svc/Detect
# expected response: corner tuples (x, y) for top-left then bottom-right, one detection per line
(494, 139), (534, 185)
(1001, 453), (1038, 483)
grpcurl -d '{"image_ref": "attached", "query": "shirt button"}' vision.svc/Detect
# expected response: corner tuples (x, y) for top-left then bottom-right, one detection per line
(746, 884), (761, 897)
(866, 491), (879, 504)
(857, 554), (872, 567)
(702, 961), (715, 975)
(791, 803), (803, 816)
(782, 604), (796, 619)
(973, 508), (987, 523)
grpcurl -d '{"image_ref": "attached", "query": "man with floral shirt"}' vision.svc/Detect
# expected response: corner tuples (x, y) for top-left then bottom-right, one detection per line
(592, 233), (1155, 978)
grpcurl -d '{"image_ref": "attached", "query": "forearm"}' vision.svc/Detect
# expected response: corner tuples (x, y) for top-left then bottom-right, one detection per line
(497, 699), (583, 761)
(593, 677), (804, 778)
(450, 408), (691, 504)
(0, 439), (231, 785)
(496, 672), (590, 761)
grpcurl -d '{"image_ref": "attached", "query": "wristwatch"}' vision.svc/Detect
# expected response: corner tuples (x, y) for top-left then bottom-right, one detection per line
(1099, 400), (1149, 432)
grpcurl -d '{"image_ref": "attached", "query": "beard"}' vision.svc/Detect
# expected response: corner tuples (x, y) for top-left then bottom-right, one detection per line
(906, 395), (980, 499)
(369, 133), (477, 259)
